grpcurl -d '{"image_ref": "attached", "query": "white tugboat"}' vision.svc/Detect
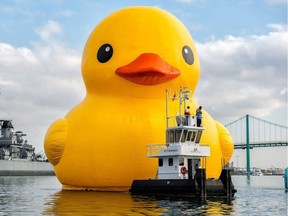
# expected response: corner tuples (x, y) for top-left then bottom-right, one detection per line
(130, 87), (236, 198)
(147, 117), (210, 179)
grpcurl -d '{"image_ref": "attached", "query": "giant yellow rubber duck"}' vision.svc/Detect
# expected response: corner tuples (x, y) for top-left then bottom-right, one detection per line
(44, 6), (234, 190)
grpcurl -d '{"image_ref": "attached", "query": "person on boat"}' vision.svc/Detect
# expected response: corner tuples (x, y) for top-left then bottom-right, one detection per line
(184, 106), (191, 116)
(184, 106), (191, 126)
(196, 106), (202, 127)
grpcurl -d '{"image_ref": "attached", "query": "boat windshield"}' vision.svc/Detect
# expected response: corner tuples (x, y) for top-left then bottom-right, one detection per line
(168, 129), (201, 144)
(195, 131), (202, 143)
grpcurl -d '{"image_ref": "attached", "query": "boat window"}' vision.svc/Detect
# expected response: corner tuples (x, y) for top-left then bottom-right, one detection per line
(191, 132), (197, 142)
(195, 131), (202, 143)
(175, 130), (180, 143)
(168, 158), (173, 166)
(181, 130), (188, 142)
(158, 159), (163, 167)
(169, 131), (174, 143)
(187, 131), (192, 141)
(179, 158), (184, 166)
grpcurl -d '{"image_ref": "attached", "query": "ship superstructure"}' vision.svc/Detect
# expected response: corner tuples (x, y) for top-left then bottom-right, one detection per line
(0, 120), (54, 176)
(0, 120), (35, 160)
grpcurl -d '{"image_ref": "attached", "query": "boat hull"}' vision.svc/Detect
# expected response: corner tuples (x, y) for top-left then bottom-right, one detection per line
(0, 160), (54, 176)
(130, 179), (236, 197)
(130, 169), (236, 198)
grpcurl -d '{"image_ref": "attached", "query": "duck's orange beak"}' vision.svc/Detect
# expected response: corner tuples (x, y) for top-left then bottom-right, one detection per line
(115, 53), (180, 85)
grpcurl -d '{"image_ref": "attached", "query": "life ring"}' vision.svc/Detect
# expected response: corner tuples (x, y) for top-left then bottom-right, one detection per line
(180, 166), (188, 174)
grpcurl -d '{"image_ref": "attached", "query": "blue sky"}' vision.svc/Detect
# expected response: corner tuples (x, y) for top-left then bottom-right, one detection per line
(0, 0), (286, 47)
(0, 0), (287, 168)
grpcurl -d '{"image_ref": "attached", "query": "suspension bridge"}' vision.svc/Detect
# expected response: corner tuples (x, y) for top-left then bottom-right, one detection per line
(225, 114), (288, 175)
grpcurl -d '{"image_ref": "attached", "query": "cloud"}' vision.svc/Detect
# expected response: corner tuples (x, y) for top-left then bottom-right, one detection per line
(0, 20), (83, 152)
(174, 0), (206, 3)
(55, 9), (74, 17)
(267, 23), (287, 32)
(195, 24), (287, 124)
(265, 0), (287, 5)
(0, 19), (287, 153)
(35, 20), (63, 41)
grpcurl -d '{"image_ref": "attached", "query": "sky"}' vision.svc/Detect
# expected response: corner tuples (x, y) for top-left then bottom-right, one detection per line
(0, 0), (287, 169)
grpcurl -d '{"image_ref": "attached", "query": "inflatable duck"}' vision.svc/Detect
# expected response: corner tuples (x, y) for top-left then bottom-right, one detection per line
(44, 6), (234, 190)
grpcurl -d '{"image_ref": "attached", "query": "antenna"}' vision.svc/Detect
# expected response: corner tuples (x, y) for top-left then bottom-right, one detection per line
(179, 86), (191, 115)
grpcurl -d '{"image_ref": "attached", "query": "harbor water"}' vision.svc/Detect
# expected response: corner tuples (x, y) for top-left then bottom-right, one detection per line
(0, 176), (287, 215)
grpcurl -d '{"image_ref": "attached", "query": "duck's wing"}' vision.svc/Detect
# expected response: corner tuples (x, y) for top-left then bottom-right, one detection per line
(44, 119), (67, 166)
(215, 121), (234, 166)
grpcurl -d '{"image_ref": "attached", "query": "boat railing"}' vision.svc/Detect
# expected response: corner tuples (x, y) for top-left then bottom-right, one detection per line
(167, 115), (197, 128)
(147, 144), (167, 157)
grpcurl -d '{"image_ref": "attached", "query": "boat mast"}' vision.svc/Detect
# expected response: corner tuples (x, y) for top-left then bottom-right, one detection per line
(179, 86), (191, 116)
(165, 87), (192, 130)
(165, 89), (169, 129)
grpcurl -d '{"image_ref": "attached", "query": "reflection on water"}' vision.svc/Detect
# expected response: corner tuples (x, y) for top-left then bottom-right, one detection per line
(0, 176), (59, 216)
(232, 176), (287, 215)
(44, 191), (165, 215)
(0, 176), (287, 215)
(43, 190), (235, 215)
(154, 197), (234, 215)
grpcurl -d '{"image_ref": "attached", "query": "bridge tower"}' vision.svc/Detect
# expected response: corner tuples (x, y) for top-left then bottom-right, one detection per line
(246, 114), (251, 176)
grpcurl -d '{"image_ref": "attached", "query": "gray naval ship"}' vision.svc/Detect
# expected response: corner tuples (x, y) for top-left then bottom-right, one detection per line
(0, 120), (54, 176)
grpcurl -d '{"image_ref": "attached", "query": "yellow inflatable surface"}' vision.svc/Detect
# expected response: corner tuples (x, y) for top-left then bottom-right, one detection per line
(44, 6), (234, 190)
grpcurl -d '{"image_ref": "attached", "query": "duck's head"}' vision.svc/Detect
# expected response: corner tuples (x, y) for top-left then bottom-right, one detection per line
(82, 6), (200, 99)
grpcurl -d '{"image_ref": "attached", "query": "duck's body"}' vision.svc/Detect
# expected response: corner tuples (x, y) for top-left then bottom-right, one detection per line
(48, 97), (165, 189)
(44, 6), (234, 190)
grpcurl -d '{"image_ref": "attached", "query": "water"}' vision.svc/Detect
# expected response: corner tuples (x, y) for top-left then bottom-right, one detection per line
(0, 176), (287, 215)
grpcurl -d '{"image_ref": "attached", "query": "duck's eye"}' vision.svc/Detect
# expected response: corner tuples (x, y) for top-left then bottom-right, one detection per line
(182, 45), (194, 65)
(97, 44), (113, 63)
